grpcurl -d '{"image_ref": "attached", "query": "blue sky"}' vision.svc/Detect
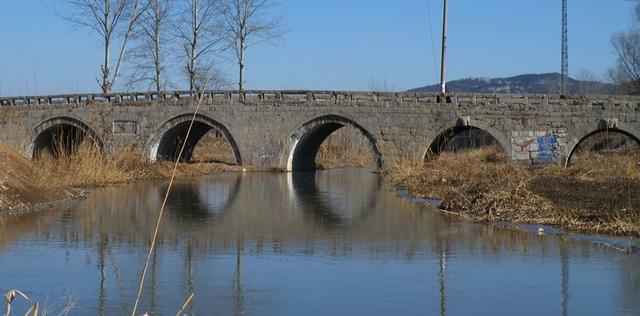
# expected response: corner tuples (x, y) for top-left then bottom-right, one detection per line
(0, 0), (636, 95)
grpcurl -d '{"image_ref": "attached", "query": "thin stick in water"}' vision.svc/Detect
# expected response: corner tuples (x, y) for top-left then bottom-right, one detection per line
(131, 89), (210, 316)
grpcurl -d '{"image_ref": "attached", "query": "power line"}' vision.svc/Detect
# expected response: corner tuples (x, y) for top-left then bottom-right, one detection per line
(426, 0), (440, 83)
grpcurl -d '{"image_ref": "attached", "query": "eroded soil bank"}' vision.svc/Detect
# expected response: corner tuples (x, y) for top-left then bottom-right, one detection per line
(0, 145), (74, 211)
(386, 148), (640, 236)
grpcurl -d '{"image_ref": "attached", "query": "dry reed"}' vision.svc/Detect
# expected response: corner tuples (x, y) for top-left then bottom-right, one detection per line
(191, 132), (236, 165)
(33, 142), (242, 190)
(5, 290), (39, 316)
(315, 127), (376, 169)
(386, 148), (640, 236)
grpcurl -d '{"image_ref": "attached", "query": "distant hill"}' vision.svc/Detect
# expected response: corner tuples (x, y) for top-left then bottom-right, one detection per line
(409, 73), (616, 94)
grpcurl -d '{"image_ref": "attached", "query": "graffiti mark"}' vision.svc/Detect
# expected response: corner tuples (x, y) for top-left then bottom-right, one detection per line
(515, 138), (537, 151)
(259, 147), (272, 162)
(536, 135), (559, 160)
(513, 130), (564, 162)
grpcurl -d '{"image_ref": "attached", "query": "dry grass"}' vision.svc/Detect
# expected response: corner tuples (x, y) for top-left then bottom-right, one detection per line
(316, 127), (376, 169)
(5, 290), (40, 316)
(386, 148), (640, 236)
(0, 144), (73, 210)
(33, 143), (242, 189)
(0, 138), (244, 210)
(191, 132), (237, 165)
(4, 289), (76, 316)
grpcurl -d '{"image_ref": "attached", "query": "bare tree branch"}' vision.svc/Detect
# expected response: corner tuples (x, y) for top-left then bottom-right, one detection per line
(126, 0), (174, 91)
(609, 4), (640, 95)
(220, 0), (286, 92)
(60, 0), (150, 93)
(174, 0), (227, 91)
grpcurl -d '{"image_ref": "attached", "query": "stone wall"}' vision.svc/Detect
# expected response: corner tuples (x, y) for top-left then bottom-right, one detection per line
(1, 91), (639, 170)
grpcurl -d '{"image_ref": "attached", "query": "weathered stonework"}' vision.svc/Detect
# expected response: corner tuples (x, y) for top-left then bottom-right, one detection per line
(1, 91), (639, 170)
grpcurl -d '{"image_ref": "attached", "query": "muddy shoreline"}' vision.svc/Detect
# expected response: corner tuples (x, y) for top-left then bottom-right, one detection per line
(396, 188), (639, 254)
(0, 192), (85, 217)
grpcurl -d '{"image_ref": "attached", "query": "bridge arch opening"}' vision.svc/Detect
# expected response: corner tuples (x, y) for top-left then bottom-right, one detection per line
(566, 128), (640, 166)
(286, 115), (383, 172)
(151, 114), (242, 164)
(31, 117), (102, 159)
(425, 125), (508, 160)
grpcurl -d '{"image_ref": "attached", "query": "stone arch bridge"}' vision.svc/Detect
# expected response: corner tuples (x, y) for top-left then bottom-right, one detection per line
(1, 90), (639, 171)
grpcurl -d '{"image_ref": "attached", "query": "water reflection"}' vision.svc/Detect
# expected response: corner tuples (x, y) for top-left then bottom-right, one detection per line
(289, 169), (381, 226)
(0, 169), (639, 315)
(439, 244), (448, 316)
(164, 173), (242, 221)
(561, 241), (570, 316)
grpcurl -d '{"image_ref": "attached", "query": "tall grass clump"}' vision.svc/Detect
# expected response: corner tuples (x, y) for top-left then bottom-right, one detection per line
(388, 147), (551, 221)
(386, 147), (640, 236)
(33, 142), (242, 189)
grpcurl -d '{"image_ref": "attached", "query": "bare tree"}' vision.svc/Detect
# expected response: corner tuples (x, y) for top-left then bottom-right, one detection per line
(127, 0), (174, 91)
(367, 75), (395, 92)
(175, 0), (226, 91)
(575, 69), (599, 95)
(609, 4), (640, 94)
(221, 0), (285, 92)
(62, 0), (150, 93)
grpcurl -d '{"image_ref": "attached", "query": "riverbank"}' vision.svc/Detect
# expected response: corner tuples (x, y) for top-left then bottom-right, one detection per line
(5, 140), (640, 237)
(0, 144), (243, 214)
(33, 144), (245, 189)
(386, 148), (640, 236)
(0, 145), (77, 212)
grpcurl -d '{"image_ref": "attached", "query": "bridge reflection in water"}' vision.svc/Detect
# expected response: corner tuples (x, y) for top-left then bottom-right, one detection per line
(0, 169), (639, 315)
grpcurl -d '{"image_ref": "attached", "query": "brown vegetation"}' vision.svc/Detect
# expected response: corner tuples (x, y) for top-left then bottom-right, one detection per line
(33, 143), (243, 190)
(315, 127), (376, 169)
(0, 145), (73, 210)
(386, 148), (640, 236)
(1, 138), (243, 211)
(191, 132), (237, 164)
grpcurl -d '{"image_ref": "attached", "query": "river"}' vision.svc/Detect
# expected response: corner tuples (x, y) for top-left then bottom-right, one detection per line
(0, 169), (638, 315)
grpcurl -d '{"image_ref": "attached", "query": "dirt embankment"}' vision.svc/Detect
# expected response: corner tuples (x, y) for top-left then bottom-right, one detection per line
(0, 145), (74, 211)
(386, 148), (640, 236)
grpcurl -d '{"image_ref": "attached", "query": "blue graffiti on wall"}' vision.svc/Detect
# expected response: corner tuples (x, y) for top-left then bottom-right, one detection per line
(536, 134), (559, 160)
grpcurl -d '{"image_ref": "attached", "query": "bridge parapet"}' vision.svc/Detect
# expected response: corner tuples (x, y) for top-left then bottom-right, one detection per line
(2, 90), (639, 109)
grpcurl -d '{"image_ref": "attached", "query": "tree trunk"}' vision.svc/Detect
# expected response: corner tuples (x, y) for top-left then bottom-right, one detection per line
(238, 38), (245, 92)
(189, 60), (196, 91)
(102, 0), (111, 94)
(103, 35), (111, 94)
(239, 61), (244, 92)
(154, 2), (162, 92)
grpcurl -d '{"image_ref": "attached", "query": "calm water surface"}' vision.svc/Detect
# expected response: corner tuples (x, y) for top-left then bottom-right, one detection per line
(0, 169), (639, 315)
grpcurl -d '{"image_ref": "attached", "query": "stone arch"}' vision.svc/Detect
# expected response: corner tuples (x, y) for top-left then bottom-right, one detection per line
(148, 113), (242, 164)
(29, 116), (103, 159)
(283, 115), (384, 172)
(423, 120), (510, 160)
(565, 121), (640, 166)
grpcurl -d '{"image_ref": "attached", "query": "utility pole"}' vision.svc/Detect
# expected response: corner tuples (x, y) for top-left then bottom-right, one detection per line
(561, 0), (569, 95)
(440, 0), (448, 94)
